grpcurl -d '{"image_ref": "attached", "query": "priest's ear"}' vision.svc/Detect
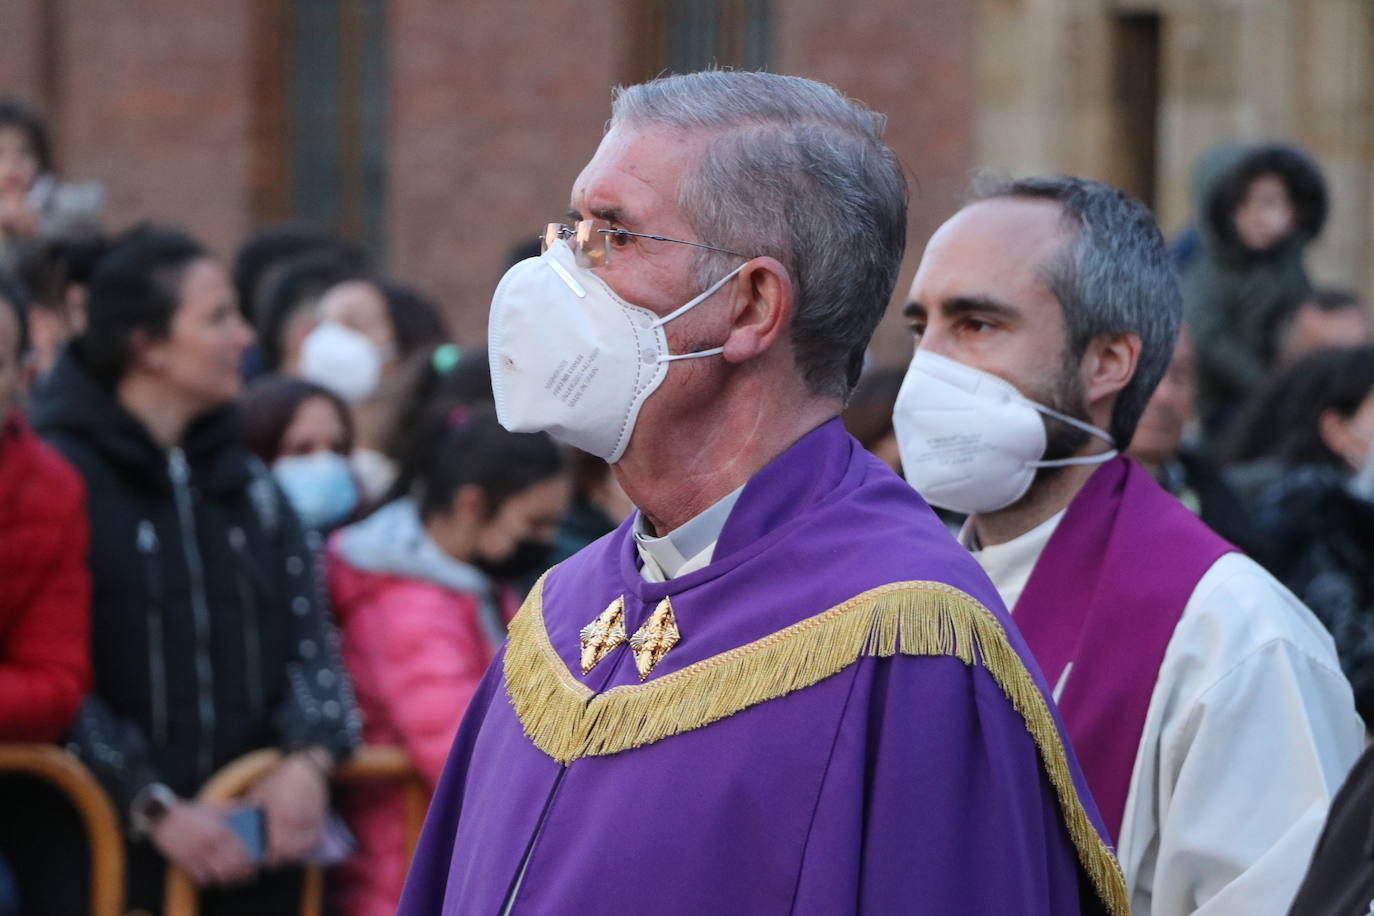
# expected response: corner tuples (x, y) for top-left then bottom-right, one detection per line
(1082, 331), (1141, 409)
(721, 256), (792, 364)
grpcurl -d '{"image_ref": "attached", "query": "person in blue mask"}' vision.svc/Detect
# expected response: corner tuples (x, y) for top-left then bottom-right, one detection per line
(240, 374), (360, 532)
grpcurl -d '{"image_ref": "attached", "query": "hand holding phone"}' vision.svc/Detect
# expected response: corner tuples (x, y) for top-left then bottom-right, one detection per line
(149, 800), (257, 887)
(244, 752), (329, 866)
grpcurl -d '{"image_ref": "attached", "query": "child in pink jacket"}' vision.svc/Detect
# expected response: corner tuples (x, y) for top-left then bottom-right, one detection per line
(329, 408), (568, 916)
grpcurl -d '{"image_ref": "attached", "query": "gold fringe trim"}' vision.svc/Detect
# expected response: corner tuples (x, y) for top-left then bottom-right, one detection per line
(504, 574), (1129, 916)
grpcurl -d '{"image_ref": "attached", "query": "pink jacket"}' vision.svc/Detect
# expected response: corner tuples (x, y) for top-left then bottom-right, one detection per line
(328, 511), (506, 916)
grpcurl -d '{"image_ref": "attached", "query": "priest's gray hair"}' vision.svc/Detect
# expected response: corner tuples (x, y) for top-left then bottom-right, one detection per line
(610, 71), (908, 400)
(970, 173), (1182, 448)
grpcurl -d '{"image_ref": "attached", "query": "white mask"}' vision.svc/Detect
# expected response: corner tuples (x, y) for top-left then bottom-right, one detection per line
(488, 239), (744, 463)
(893, 349), (1117, 514)
(351, 448), (398, 506)
(300, 321), (383, 403)
(1349, 436), (1374, 502)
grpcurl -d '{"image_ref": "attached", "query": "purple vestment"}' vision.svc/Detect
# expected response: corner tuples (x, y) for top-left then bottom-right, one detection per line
(399, 420), (1127, 914)
(1013, 457), (1235, 841)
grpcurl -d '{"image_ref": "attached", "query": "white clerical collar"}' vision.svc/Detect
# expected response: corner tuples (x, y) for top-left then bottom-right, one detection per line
(633, 484), (746, 581)
(960, 510), (1066, 612)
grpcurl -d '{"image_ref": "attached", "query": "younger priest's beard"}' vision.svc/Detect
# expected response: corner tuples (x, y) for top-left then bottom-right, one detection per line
(1017, 363), (1093, 507)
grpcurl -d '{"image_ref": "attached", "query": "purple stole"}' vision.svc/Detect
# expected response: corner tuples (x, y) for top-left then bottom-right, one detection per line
(1013, 456), (1235, 841)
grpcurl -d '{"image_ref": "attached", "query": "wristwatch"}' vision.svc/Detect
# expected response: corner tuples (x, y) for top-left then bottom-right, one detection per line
(298, 744), (335, 778)
(129, 782), (177, 839)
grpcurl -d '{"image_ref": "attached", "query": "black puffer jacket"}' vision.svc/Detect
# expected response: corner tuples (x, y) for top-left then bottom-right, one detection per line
(30, 346), (361, 814)
(1253, 463), (1374, 725)
(1181, 142), (1328, 425)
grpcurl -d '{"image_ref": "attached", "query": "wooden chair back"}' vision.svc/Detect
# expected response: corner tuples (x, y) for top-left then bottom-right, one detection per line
(0, 743), (125, 916)
(162, 746), (426, 916)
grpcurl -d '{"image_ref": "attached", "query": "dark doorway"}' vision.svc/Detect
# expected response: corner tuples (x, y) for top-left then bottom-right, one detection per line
(251, 0), (387, 259)
(1110, 12), (1162, 210)
(628, 0), (772, 83)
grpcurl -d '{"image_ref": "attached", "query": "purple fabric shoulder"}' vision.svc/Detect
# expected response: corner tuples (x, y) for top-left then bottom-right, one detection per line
(1013, 456), (1235, 840)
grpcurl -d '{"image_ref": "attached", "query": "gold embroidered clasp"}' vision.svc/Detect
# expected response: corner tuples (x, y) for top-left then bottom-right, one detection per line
(579, 597), (627, 674)
(629, 597), (680, 681)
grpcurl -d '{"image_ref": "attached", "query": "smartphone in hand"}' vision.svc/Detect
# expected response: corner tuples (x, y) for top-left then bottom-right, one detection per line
(224, 805), (266, 865)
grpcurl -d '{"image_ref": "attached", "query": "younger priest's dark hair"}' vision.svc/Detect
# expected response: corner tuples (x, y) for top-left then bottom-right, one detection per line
(970, 174), (1182, 450)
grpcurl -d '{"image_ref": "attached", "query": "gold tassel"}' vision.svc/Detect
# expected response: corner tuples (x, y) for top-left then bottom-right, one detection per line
(504, 574), (1129, 916)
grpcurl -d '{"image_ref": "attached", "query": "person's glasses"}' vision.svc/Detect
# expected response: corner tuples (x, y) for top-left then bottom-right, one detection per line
(541, 219), (747, 269)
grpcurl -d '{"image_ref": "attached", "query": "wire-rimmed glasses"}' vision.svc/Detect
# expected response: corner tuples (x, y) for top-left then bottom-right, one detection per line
(541, 219), (748, 268)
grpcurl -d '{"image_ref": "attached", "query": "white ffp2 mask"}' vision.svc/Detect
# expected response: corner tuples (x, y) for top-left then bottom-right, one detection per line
(300, 321), (385, 404)
(893, 349), (1117, 514)
(488, 240), (743, 463)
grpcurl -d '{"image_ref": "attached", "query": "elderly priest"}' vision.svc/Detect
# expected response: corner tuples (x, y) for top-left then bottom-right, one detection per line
(398, 71), (1128, 916)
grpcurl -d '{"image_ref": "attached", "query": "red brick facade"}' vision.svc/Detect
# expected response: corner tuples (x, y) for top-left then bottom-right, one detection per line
(1, 0), (976, 365)
(2, 0), (257, 257)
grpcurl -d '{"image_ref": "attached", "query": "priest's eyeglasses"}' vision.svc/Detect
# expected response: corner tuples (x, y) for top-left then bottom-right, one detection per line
(541, 219), (748, 269)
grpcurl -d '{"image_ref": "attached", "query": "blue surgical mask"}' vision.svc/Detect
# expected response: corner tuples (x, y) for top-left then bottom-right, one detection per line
(273, 451), (359, 530)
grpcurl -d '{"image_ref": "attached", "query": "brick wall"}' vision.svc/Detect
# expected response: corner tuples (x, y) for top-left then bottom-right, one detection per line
(1, 0), (975, 366)
(385, 0), (628, 345)
(0, 0), (255, 259)
(775, 0), (976, 366)
(386, 0), (976, 363)
(0, 0), (45, 102)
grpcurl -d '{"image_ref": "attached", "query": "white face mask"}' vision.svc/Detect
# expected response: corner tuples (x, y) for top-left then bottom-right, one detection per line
(300, 321), (384, 403)
(893, 349), (1118, 515)
(488, 239), (744, 463)
(1349, 436), (1374, 501)
(351, 448), (398, 505)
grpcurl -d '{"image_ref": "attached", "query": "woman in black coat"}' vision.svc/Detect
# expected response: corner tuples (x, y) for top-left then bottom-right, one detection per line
(31, 225), (361, 913)
(1224, 346), (1374, 725)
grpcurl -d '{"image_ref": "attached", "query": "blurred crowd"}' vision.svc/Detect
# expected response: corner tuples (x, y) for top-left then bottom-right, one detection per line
(0, 84), (1371, 916)
(0, 95), (593, 916)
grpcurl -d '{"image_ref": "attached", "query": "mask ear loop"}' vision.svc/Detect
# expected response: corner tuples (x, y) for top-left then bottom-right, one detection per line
(1027, 401), (1120, 468)
(659, 347), (724, 363)
(1034, 451), (1119, 468)
(651, 263), (747, 363)
(650, 263), (747, 330)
